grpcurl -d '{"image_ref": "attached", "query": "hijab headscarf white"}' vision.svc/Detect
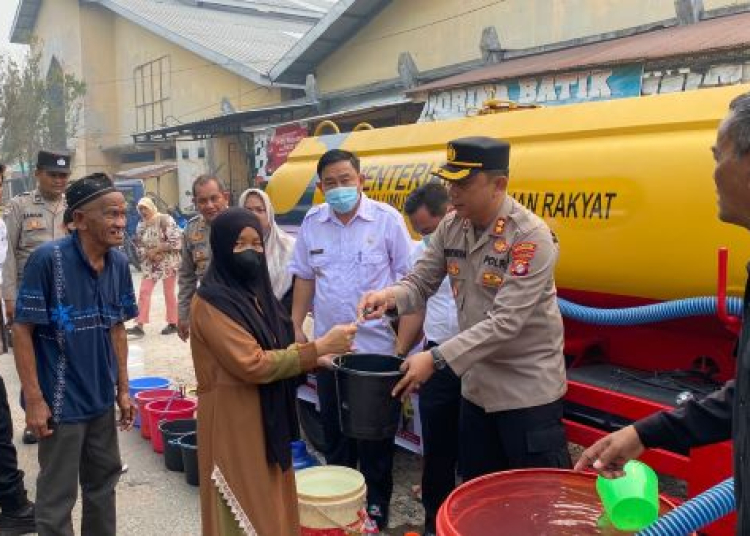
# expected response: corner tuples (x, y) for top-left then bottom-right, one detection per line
(238, 188), (296, 300)
(137, 197), (160, 223)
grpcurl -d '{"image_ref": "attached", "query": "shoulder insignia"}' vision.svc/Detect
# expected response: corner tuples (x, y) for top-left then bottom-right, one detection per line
(492, 218), (506, 236)
(493, 239), (508, 254)
(481, 272), (503, 288)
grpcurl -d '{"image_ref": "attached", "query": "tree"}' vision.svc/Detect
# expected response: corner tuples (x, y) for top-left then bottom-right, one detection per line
(0, 39), (86, 188)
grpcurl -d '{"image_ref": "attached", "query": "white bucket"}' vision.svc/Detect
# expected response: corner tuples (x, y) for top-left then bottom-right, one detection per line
(296, 466), (367, 534)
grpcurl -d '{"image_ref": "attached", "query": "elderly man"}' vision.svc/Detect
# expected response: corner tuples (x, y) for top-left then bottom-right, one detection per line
(575, 91), (750, 532)
(13, 173), (137, 536)
(289, 149), (414, 530)
(360, 137), (571, 485)
(176, 175), (229, 341)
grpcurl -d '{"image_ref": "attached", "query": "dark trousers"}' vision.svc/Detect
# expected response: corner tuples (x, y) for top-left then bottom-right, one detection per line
(460, 397), (571, 482)
(316, 368), (395, 517)
(0, 376), (28, 512)
(36, 407), (121, 536)
(419, 342), (461, 533)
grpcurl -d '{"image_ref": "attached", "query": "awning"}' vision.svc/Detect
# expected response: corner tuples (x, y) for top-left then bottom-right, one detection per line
(408, 11), (750, 94)
(114, 163), (177, 180)
(241, 96), (416, 133)
(132, 101), (315, 143)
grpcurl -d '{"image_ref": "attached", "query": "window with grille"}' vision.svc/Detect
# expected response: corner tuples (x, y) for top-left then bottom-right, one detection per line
(134, 56), (171, 133)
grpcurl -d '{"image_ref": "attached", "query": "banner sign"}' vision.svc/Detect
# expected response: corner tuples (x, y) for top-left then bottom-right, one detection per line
(420, 63), (643, 121)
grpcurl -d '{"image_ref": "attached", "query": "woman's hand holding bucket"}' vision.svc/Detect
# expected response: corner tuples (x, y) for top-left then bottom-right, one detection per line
(315, 324), (358, 367)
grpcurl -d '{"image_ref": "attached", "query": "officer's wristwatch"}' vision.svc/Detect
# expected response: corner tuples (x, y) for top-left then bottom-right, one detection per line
(430, 347), (447, 370)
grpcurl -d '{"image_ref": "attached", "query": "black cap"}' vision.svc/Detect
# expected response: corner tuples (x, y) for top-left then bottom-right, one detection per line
(37, 150), (71, 173)
(432, 136), (510, 181)
(65, 173), (117, 212)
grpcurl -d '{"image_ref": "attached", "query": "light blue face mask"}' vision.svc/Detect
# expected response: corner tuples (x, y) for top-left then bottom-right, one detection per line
(325, 186), (359, 214)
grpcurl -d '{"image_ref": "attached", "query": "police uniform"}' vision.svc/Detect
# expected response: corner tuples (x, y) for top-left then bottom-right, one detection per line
(391, 137), (570, 480)
(177, 214), (211, 323)
(2, 150), (70, 303)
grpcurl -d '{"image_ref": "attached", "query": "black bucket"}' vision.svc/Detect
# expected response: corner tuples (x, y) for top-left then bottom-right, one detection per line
(333, 353), (404, 441)
(159, 419), (196, 472)
(179, 432), (199, 486)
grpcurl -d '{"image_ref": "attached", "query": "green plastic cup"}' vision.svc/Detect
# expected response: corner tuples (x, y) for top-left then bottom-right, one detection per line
(596, 460), (659, 531)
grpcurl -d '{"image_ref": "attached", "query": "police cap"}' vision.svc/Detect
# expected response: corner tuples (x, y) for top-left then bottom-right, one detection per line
(37, 149), (71, 174)
(432, 136), (510, 182)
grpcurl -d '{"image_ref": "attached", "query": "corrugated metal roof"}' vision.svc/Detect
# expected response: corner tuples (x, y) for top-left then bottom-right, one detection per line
(10, 0), (41, 43)
(99, 0), (320, 83)
(409, 11), (750, 94)
(270, 0), (392, 84)
(11, 0), (340, 86)
(115, 162), (177, 180)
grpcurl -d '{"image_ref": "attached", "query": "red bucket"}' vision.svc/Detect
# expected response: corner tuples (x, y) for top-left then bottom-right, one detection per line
(146, 398), (197, 453)
(436, 469), (691, 535)
(135, 389), (179, 440)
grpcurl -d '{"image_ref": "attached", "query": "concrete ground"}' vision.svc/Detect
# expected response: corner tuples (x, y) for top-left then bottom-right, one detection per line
(1, 270), (424, 535)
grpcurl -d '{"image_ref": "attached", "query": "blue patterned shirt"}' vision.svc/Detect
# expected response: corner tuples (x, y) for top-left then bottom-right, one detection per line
(15, 233), (138, 423)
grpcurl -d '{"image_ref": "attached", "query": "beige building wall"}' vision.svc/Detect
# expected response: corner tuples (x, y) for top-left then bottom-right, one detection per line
(111, 16), (283, 149)
(79, 5), (119, 175)
(317, 0), (685, 93)
(31, 1), (284, 177)
(703, 0), (750, 8)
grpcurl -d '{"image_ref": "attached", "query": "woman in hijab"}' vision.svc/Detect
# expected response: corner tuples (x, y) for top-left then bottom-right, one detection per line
(238, 188), (295, 311)
(190, 208), (356, 535)
(127, 197), (182, 336)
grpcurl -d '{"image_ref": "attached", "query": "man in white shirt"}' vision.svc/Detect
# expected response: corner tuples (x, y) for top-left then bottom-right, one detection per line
(401, 181), (461, 536)
(289, 149), (414, 530)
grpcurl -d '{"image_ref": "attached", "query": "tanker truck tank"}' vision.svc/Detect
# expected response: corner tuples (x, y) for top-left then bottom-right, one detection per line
(267, 85), (749, 535)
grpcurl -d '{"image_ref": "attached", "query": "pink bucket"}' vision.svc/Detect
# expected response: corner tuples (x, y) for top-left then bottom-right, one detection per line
(135, 389), (179, 439)
(146, 398), (198, 453)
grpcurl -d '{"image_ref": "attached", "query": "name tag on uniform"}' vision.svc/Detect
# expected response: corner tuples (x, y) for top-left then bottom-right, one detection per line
(23, 218), (45, 231)
(310, 249), (324, 255)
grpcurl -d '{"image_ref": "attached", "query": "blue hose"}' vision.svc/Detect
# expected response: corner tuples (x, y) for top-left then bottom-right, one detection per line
(558, 297), (743, 326)
(637, 478), (735, 535)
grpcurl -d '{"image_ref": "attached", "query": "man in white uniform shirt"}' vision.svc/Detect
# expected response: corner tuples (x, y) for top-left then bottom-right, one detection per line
(289, 149), (414, 530)
(400, 181), (460, 536)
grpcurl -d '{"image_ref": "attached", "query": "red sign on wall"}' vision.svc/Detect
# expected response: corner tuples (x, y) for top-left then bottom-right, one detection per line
(266, 124), (308, 176)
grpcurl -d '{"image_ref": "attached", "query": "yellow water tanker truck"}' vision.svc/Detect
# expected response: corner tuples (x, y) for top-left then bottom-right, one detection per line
(267, 85), (750, 534)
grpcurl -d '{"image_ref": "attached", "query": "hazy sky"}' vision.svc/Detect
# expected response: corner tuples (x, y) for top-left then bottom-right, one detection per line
(1, 1), (28, 60)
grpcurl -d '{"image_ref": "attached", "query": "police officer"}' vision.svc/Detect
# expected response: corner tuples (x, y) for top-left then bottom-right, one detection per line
(2, 149), (70, 445)
(359, 137), (571, 485)
(176, 175), (229, 341)
(2, 150), (70, 322)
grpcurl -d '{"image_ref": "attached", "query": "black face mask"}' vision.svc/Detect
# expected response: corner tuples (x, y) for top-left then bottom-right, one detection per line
(232, 249), (264, 282)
